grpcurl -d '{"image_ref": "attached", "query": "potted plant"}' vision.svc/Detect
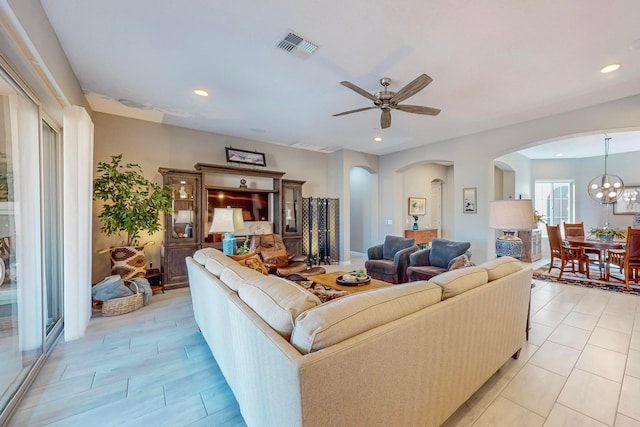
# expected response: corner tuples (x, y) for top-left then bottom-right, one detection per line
(588, 227), (626, 241)
(93, 154), (173, 279)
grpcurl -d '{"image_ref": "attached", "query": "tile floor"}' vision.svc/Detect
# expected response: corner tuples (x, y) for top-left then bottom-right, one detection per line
(8, 254), (640, 426)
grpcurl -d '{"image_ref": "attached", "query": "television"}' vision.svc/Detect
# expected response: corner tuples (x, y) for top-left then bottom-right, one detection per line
(206, 189), (270, 240)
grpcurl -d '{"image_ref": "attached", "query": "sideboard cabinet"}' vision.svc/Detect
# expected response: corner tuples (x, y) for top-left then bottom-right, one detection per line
(159, 168), (201, 289)
(404, 228), (438, 246)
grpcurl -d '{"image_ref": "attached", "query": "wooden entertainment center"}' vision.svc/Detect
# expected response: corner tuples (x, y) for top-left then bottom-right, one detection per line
(159, 163), (304, 289)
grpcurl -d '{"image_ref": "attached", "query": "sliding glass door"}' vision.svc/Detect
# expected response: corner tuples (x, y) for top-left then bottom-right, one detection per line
(42, 120), (63, 346)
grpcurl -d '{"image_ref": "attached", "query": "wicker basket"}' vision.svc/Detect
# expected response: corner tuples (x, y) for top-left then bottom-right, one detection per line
(101, 281), (143, 317)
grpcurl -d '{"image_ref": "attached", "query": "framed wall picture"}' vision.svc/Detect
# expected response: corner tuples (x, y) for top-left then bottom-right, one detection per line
(613, 186), (640, 215)
(225, 147), (267, 167)
(463, 187), (477, 214)
(408, 197), (426, 216)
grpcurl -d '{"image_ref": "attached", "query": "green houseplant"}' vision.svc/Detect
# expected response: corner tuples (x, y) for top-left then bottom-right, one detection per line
(94, 154), (173, 246)
(588, 227), (626, 241)
(94, 154), (173, 279)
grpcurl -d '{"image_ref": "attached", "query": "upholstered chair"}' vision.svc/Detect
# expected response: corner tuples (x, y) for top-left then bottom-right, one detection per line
(406, 238), (472, 281)
(364, 235), (418, 284)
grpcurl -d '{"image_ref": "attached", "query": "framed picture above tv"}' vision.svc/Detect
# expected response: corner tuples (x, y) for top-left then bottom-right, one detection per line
(225, 147), (266, 167)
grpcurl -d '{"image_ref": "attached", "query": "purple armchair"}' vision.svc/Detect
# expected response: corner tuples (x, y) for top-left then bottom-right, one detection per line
(365, 235), (418, 284)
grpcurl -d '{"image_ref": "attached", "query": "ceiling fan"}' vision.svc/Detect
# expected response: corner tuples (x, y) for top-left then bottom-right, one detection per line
(333, 74), (441, 129)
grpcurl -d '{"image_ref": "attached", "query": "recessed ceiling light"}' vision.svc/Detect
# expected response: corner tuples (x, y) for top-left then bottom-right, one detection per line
(374, 137), (382, 142)
(600, 63), (620, 74)
(194, 88), (209, 97)
(555, 153), (564, 157)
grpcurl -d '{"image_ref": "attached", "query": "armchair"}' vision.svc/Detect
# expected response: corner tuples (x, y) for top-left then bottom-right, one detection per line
(364, 235), (418, 284)
(406, 238), (472, 281)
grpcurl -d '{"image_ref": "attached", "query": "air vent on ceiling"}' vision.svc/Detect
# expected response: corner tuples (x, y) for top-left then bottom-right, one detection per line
(276, 31), (318, 59)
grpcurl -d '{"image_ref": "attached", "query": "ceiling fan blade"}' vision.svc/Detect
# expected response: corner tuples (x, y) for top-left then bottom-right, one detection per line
(394, 104), (441, 116)
(339, 81), (378, 102)
(332, 106), (377, 117)
(390, 74), (432, 104)
(380, 109), (391, 129)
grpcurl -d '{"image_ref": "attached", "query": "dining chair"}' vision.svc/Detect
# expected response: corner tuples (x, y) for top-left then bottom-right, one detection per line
(606, 227), (640, 290)
(546, 224), (590, 279)
(563, 221), (602, 275)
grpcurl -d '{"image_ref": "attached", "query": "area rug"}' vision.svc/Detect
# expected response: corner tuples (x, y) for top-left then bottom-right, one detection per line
(533, 263), (640, 295)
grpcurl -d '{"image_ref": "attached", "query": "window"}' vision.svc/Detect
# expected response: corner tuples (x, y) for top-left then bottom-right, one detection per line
(534, 181), (575, 236)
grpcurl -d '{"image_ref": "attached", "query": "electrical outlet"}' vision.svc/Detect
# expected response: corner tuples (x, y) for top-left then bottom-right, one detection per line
(386, 219), (393, 225)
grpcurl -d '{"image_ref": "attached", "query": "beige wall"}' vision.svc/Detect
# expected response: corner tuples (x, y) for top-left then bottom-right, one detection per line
(92, 112), (330, 281)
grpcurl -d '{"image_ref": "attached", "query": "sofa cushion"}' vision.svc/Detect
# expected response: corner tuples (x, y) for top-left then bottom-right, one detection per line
(428, 266), (488, 300)
(193, 247), (221, 265)
(291, 281), (442, 354)
(238, 276), (321, 339)
(481, 256), (523, 281)
(220, 264), (266, 291)
(429, 239), (471, 268)
(382, 235), (415, 260)
(204, 253), (238, 277)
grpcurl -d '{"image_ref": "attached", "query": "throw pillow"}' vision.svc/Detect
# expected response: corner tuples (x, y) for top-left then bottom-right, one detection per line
(447, 254), (475, 270)
(428, 238), (471, 269)
(239, 254), (269, 275)
(261, 247), (289, 268)
(382, 235), (415, 260)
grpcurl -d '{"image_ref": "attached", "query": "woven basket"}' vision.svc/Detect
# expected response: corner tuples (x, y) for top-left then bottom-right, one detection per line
(101, 281), (143, 317)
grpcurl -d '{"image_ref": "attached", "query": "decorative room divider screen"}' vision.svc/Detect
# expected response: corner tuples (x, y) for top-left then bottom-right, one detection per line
(302, 198), (339, 265)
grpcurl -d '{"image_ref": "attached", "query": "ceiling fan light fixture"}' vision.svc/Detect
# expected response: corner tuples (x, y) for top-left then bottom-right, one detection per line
(600, 63), (620, 73)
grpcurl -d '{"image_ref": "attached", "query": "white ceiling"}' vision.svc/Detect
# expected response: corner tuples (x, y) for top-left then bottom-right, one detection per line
(40, 0), (640, 157)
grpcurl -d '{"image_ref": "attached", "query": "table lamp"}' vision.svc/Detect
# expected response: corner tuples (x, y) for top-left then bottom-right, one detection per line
(489, 199), (537, 258)
(210, 207), (245, 254)
(174, 210), (194, 238)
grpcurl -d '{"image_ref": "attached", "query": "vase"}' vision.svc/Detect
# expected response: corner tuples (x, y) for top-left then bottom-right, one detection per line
(110, 246), (147, 280)
(599, 235), (613, 241)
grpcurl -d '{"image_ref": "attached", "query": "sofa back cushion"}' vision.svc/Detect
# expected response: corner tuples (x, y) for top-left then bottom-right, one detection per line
(238, 276), (321, 339)
(428, 266), (488, 300)
(428, 238), (472, 268)
(204, 253), (238, 278)
(480, 256), (523, 281)
(291, 281), (442, 354)
(220, 264), (266, 291)
(382, 235), (415, 260)
(193, 247), (221, 265)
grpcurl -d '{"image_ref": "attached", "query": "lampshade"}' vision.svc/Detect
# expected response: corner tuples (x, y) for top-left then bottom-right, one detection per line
(209, 208), (245, 233)
(174, 210), (194, 224)
(489, 200), (537, 230)
(588, 136), (624, 204)
(489, 199), (536, 259)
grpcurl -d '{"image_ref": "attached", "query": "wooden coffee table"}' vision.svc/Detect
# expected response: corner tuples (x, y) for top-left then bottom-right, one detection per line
(310, 271), (391, 293)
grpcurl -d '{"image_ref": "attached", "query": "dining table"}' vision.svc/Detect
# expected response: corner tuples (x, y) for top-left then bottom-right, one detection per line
(565, 237), (625, 280)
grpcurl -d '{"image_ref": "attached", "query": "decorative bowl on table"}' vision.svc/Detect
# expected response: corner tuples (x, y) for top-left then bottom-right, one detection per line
(336, 273), (371, 286)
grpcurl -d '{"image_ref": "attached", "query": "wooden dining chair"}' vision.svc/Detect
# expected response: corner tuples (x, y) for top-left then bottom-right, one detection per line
(563, 221), (602, 275)
(606, 227), (640, 290)
(546, 224), (590, 279)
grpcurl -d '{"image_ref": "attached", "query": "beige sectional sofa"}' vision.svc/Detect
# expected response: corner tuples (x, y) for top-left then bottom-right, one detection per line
(186, 248), (532, 427)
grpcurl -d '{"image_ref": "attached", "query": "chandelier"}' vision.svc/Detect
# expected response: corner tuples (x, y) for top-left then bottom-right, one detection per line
(587, 136), (624, 204)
